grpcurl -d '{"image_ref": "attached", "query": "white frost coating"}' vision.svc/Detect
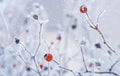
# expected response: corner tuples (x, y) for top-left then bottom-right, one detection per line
(0, 0), (120, 76)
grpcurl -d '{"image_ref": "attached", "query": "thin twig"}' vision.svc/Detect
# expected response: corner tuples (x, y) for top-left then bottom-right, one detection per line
(19, 42), (32, 56)
(48, 63), (50, 76)
(95, 71), (119, 76)
(32, 56), (42, 76)
(109, 59), (120, 72)
(85, 71), (119, 76)
(0, 8), (9, 45)
(34, 21), (43, 57)
(53, 60), (59, 65)
(96, 10), (105, 26)
(59, 66), (76, 76)
(86, 13), (96, 27)
(53, 60), (76, 76)
(80, 46), (88, 72)
(85, 12), (117, 55)
(16, 51), (41, 75)
(95, 28), (116, 54)
(18, 54), (27, 64)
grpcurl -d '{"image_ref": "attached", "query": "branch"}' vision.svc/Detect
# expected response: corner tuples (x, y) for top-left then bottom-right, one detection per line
(95, 27), (116, 54)
(15, 51), (41, 76)
(85, 71), (119, 76)
(53, 60), (76, 76)
(85, 12), (117, 55)
(34, 22), (43, 57)
(96, 10), (105, 26)
(109, 59), (120, 72)
(19, 42), (32, 56)
(95, 71), (119, 76)
(80, 46), (88, 72)
(32, 56), (42, 76)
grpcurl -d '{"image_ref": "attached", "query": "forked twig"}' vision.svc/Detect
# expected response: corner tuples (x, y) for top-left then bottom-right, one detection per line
(34, 19), (49, 57)
(34, 22), (43, 57)
(15, 50), (41, 76)
(32, 56), (42, 76)
(96, 10), (105, 26)
(85, 12), (117, 55)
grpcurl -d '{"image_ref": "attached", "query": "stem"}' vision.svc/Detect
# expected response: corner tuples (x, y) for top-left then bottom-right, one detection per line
(18, 54), (27, 64)
(109, 59), (120, 72)
(95, 71), (119, 76)
(32, 56), (42, 76)
(48, 63), (50, 76)
(19, 42), (32, 56)
(85, 71), (119, 76)
(59, 66), (76, 76)
(53, 60), (76, 76)
(85, 13), (117, 55)
(0, 7), (9, 45)
(96, 10), (105, 26)
(80, 46), (88, 72)
(34, 21), (43, 57)
(86, 13), (96, 27)
(95, 28), (117, 54)
(17, 52), (40, 75)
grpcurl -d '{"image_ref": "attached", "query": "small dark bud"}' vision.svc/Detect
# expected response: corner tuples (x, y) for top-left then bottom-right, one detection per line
(15, 38), (20, 44)
(44, 54), (47, 58)
(44, 66), (48, 71)
(95, 62), (101, 66)
(72, 24), (77, 29)
(33, 14), (38, 20)
(95, 43), (101, 49)
(26, 67), (31, 71)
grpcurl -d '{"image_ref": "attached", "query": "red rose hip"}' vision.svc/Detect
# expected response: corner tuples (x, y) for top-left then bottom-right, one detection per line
(80, 5), (87, 13)
(44, 53), (53, 62)
(39, 64), (43, 69)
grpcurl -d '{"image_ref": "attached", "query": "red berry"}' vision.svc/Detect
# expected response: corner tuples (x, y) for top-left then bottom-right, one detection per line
(56, 35), (61, 41)
(39, 64), (43, 69)
(57, 36), (61, 41)
(88, 63), (93, 68)
(44, 53), (53, 62)
(80, 5), (87, 13)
